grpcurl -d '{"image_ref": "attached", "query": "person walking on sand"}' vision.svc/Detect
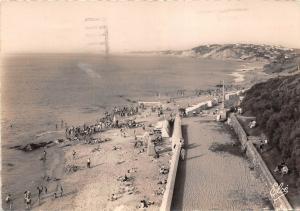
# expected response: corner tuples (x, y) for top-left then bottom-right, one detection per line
(72, 150), (76, 160)
(60, 185), (64, 197)
(5, 193), (13, 210)
(54, 183), (59, 199)
(87, 158), (91, 168)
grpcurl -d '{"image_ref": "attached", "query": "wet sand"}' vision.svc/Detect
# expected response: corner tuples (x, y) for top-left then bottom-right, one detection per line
(172, 114), (272, 210)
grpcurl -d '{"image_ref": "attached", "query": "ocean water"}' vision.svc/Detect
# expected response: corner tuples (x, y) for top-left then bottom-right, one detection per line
(1, 54), (241, 208)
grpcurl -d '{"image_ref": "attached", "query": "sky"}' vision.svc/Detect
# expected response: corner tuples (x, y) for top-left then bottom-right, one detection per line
(1, 0), (300, 53)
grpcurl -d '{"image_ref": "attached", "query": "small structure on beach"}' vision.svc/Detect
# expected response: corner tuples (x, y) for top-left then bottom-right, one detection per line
(154, 120), (170, 138)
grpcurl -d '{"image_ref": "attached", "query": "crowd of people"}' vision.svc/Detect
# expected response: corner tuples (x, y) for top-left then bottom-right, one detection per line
(65, 105), (142, 142)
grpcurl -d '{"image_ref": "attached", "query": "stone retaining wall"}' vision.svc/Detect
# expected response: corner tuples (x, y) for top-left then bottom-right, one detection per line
(229, 114), (248, 150)
(160, 114), (183, 211)
(229, 113), (293, 210)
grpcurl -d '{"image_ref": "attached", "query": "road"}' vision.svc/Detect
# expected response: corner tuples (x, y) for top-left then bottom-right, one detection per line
(171, 115), (272, 210)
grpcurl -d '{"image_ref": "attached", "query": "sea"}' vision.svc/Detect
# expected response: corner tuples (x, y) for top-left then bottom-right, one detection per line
(1, 53), (242, 209)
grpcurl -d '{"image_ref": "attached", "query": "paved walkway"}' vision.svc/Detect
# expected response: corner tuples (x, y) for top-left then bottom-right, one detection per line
(171, 115), (272, 210)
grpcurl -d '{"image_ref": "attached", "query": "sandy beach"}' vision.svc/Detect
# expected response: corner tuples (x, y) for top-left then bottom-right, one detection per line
(24, 105), (176, 211)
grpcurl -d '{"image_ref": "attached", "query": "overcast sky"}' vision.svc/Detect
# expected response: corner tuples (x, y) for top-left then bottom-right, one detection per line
(1, 0), (300, 53)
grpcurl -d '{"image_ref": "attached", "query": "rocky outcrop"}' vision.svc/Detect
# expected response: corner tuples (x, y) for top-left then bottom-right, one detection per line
(10, 139), (65, 152)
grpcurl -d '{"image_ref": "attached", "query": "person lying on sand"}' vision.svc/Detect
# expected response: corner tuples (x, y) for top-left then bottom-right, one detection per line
(110, 193), (118, 201)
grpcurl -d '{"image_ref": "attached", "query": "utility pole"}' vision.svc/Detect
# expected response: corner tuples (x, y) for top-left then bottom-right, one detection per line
(104, 25), (109, 55)
(84, 18), (109, 55)
(221, 80), (225, 109)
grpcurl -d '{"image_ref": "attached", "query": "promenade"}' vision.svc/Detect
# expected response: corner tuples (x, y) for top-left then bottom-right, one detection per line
(171, 114), (272, 210)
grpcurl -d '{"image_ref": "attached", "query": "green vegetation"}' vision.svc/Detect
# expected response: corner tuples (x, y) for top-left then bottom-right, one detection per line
(241, 74), (300, 176)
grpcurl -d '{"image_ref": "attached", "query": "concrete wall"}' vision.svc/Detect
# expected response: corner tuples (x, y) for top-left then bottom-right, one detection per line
(229, 113), (293, 210)
(229, 114), (248, 150)
(160, 114), (183, 211)
(185, 101), (212, 116)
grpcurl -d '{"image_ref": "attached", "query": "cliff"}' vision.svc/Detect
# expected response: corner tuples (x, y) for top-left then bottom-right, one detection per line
(161, 44), (300, 74)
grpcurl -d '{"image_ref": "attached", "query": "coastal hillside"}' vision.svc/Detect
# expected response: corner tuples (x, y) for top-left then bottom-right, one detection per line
(162, 44), (300, 74)
(241, 74), (300, 181)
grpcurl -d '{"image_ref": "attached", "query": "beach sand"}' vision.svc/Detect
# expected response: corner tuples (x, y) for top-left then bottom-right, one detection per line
(32, 107), (173, 211)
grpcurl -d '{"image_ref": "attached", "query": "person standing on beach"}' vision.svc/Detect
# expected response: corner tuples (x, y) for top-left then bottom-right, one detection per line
(134, 129), (137, 140)
(43, 150), (47, 161)
(54, 183), (59, 199)
(72, 150), (76, 160)
(44, 185), (48, 195)
(180, 148), (186, 161)
(87, 158), (91, 168)
(5, 193), (13, 210)
(24, 191), (31, 210)
(24, 191), (27, 204)
(37, 186), (43, 204)
(60, 185), (64, 197)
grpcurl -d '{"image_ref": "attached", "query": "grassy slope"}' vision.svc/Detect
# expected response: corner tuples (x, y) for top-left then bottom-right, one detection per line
(240, 74), (300, 198)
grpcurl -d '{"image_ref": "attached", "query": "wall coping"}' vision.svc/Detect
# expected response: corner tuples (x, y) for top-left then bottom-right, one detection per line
(160, 114), (183, 211)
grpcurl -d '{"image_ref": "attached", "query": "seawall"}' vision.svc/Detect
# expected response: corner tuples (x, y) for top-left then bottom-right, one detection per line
(185, 100), (213, 116)
(229, 113), (293, 210)
(160, 114), (183, 211)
